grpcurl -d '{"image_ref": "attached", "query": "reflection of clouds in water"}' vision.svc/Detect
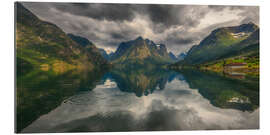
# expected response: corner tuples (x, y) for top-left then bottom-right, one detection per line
(95, 79), (117, 89)
(22, 79), (259, 132)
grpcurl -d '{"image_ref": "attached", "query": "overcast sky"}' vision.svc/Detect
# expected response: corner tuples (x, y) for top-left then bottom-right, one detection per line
(22, 2), (259, 55)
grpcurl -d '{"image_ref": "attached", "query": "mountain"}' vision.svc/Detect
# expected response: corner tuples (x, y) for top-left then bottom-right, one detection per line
(16, 3), (108, 75)
(176, 22), (259, 65)
(168, 52), (187, 62)
(98, 48), (112, 60)
(169, 52), (178, 61)
(67, 33), (114, 61)
(177, 52), (187, 61)
(111, 36), (173, 65)
(67, 33), (93, 47)
(66, 33), (109, 65)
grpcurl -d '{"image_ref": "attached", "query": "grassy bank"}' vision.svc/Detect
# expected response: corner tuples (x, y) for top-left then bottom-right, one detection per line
(199, 52), (259, 77)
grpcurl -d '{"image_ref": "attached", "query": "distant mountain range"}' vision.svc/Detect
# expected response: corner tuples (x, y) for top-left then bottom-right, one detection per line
(172, 22), (259, 66)
(178, 52), (187, 61)
(98, 48), (114, 61)
(169, 52), (187, 62)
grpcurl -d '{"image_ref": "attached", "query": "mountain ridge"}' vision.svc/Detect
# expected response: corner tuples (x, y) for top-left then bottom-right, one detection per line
(67, 33), (94, 47)
(177, 22), (259, 65)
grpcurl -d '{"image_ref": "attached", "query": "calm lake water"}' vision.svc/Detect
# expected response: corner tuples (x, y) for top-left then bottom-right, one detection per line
(17, 67), (259, 133)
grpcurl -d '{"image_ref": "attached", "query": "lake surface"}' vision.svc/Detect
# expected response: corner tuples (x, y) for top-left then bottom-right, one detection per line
(17, 67), (259, 133)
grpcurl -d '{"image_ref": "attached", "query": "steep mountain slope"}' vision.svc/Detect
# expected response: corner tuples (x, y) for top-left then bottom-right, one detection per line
(169, 52), (178, 61)
(66, 33), (108, 65)
(67, 33), (93, 47)
(98, 48), (113, 60)
(177, 52), (187, 61)
(180, 22), (259, 65)
(111, 36), (173, 65)
(16, 3), (108, 74)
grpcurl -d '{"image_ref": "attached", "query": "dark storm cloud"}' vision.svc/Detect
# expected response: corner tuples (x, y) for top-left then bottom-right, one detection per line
(146, 5), (185, 29)
(169, 38), (194, 45)
(146, 5), (209, 33)
(109, 26), (140, 41)
(161, 29), (204, 54)
(238, 6), (259, 24)
(22, 2), (208, 33)
(208, 5), (226, 11)
(165, 31), (196, 46)
(53, 3), (137, 22)
(54, 4), (178, 25)
(208, 5), (259, 25)
(109, 30), (138, 41)
(49, 3), (207, 31)
(208, 5), (248, 11)
(110, 32), (126, 40)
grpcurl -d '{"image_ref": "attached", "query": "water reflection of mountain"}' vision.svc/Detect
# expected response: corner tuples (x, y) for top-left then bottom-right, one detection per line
(177, 69), (259, 112)
(105, 67), (179, 97)
(103, 67), (259, 112)
(18, 66), (259, 132)
(22, 68), (259, 133)
(16, 69), (106, 132)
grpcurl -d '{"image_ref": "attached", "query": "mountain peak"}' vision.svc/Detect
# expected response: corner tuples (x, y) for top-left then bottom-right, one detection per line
(111, 37), (173, 64)
(244, 21), (258, 28)
(168, 52), (177, 61)
(16, 2), (40, 26)
(247, 21), (255, 25)
(236, 22), (258, 33)
(135, 36), (144, 41)
(211, 22), (258, 35)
